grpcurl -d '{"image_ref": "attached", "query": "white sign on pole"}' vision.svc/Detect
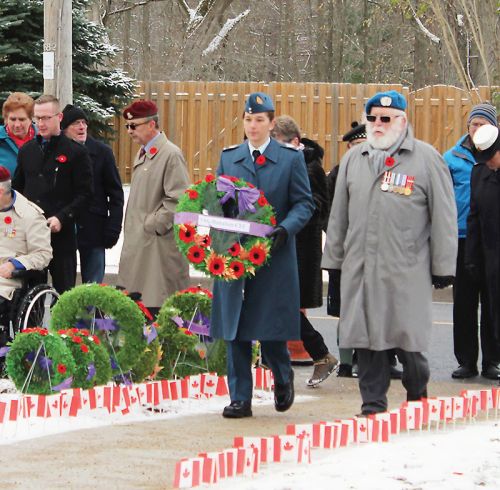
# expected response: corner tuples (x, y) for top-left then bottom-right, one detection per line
(43, 52), (55, 80)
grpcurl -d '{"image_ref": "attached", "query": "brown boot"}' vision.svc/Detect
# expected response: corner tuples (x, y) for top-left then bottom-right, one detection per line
(306, 353), (339, 387)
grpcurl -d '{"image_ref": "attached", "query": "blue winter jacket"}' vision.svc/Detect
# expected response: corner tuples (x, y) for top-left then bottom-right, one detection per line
(0, 125), (20, 175)
(0, 124), (37, 176)
(443, 134), (476, 238)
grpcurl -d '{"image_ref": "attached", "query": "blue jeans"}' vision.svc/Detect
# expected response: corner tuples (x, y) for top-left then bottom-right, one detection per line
(79, 247), (105, 284)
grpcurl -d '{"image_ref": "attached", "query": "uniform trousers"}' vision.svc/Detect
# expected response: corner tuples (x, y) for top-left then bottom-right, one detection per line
(453, 238), (499, 369)
(226, 340), (292, 402)
(357, 348), (429, 413)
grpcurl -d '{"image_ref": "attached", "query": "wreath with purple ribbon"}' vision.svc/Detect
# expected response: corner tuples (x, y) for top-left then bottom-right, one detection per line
(50, 284), (149, 381)
(5, 328), (76, 395)
(174, 174), (276, 280)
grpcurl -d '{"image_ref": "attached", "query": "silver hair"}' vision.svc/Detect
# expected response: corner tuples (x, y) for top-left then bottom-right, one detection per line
(0, 179), (12, 194)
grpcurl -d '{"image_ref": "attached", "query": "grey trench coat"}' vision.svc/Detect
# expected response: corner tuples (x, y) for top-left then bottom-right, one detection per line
(322, 127), (457, 352)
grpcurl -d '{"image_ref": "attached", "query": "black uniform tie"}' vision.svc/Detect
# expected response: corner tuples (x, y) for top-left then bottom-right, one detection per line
(252, 149), (261, 161)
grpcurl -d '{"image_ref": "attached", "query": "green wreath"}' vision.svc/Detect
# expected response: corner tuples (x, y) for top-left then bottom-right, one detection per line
(174, 174), (276, 280)
(156, 286), (227, 378)
(56, 328), (111, 388)
(50, 284), (147, 376)
(6, 328), (76, 395)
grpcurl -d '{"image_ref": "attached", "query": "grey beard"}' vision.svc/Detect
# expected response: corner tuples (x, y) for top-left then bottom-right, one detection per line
(367, 130), (400, 150)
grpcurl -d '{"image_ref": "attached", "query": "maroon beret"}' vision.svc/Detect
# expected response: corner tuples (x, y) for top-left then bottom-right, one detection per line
(123, 100), (158, 120)
(0, 166), (11, 182)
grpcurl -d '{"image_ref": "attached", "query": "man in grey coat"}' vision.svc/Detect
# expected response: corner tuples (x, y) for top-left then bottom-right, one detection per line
(322, 90), (457, 415)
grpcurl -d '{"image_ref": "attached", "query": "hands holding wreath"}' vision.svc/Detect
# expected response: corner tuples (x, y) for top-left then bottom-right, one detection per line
(174, 174), (279, 281)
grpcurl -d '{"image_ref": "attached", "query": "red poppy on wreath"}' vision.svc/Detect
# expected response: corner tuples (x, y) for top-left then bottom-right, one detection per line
(72, 336), (83, 344)
(229, 260), (245, 279)
(257, 196), (268, 207)
(270, 216), (277, 226)
(207, 255), (226, 276)
(149, 146), (158, 155)
(385, 156), (395, 167)
(39, 328), (49, 336)
(195, 234), (211, 248)
(80, 329), (90, 336)
(256, 155), (266, 165)
(228, 242), (241, 257)
(248, 243), (267, 266)
(221, 175), (239, 183)
(56, 154), (67, 163)
(187, 245), (206, 263)
(57, 329), (66, 335)
(80, 344), (89, 353)
(57, 363), (67, 374)
(205, 174), (215, 183)
(179, 224), (196, 243)
(194, 179), (202, 185)
(4, 216), (12, 225)
(91, 335), (100, 345)
(185, 189), (199, 199)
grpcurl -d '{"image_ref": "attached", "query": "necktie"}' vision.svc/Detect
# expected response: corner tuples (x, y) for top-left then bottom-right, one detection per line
(252, 149), (261, 161)
(139, 147), (146, 158)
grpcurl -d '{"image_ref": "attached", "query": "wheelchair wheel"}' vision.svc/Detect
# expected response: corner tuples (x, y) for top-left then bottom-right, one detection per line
(14, 284), (60, 335)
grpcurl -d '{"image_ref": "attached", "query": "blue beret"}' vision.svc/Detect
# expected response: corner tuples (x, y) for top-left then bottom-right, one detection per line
(365, 90), (407, 114)
(244, 92), (275, 114)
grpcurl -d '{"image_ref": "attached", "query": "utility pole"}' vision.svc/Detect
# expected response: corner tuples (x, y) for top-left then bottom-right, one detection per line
(43, 0), (72, 107)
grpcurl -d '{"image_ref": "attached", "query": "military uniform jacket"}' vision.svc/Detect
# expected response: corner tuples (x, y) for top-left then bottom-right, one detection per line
(321, 127), (457, 352)
(117, 132), (190, 308)
(211, 138), (315, 341)
(0, 192), (52, 300)
(13, 134), (93, 253)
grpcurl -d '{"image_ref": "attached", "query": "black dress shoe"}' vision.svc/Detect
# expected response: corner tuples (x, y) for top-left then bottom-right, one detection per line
(274, 369), (294, 412)
(481, 364), (500, 380)
(451, 365), (478, 379)
(337, 363), (353, 378)
(222, 400), (252, 418)
(389, 365), (403, 380)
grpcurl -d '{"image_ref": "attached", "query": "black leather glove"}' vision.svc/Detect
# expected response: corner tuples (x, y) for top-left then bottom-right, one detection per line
(327, 269), (341, 317)
(267, 226), (288, 253)
(431, 275), (454, 289)
(104, 231), (120, 249)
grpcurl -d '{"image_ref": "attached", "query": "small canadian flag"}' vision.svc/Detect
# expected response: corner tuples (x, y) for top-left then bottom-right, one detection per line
(201, 373), (218, 397)
(355, 417), (370, 443)
(389, 409), (401, 434)
(286, 422), (325, 448)
(234, 436), (278, 464)
(402, 401), (423, 430)
(368, 413), (391, 442)
(437, 397), (454, 421)
(423, 398), (442, 427)
(236, 446), (259, 476)
(188, 374), (202, 398)
(172, 457), (202, 488)
(451, 396), (466, 420)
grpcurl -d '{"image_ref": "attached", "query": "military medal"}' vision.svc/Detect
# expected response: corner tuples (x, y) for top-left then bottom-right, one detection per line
(381, 171), (391, 191)
(388, 172), (396, 192)
(405, 176), (415, 196)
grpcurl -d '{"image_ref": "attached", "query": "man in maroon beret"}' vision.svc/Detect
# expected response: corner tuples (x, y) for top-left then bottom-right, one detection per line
(117, 100), (190, 314)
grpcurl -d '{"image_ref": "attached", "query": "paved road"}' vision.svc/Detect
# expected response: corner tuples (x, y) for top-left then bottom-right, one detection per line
(306, 298), (493, 384)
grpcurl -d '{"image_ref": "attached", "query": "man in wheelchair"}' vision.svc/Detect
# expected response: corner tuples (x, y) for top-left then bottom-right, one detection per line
(0, 165), (53, 343)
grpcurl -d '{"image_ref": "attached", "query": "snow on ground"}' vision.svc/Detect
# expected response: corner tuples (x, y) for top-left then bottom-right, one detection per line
(215, 419), (500, 490)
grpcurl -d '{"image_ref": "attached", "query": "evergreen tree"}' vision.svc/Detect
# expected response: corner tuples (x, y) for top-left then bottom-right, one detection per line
(0, 0), (134, 138)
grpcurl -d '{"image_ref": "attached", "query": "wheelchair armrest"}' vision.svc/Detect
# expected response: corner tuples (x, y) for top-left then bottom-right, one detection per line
(11, 269), (47, 282)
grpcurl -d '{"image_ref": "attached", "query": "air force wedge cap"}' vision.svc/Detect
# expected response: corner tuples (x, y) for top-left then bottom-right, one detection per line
(244, 92), (275, 114)
(365, 90), (407, 114)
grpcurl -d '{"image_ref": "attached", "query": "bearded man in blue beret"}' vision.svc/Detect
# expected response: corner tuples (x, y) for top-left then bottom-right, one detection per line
(322, 90), (458, 415)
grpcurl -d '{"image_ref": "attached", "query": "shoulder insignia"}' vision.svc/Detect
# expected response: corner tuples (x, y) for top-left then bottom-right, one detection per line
(222, 144), (239, 152)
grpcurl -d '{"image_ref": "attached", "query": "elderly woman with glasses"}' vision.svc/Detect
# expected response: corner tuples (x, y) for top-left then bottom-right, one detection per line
(322, 90), (457, 416)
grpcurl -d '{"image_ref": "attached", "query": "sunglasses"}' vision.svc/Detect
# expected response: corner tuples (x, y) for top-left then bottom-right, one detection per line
(125, 121), (149, 130)
(366, 114), (402, 123)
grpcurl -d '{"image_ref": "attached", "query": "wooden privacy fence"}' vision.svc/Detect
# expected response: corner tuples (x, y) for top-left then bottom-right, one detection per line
(111, 82), (496, 183)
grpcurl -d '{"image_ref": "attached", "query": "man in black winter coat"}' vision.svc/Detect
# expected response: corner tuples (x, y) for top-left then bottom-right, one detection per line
(467, 123), (500, 377)
(13, 95), (92, 293)
(61, 105), (124, 283)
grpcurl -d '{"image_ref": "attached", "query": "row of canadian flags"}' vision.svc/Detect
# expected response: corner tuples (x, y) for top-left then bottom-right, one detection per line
(0, 368), (275, 424)
(173, 384), (500, 488)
